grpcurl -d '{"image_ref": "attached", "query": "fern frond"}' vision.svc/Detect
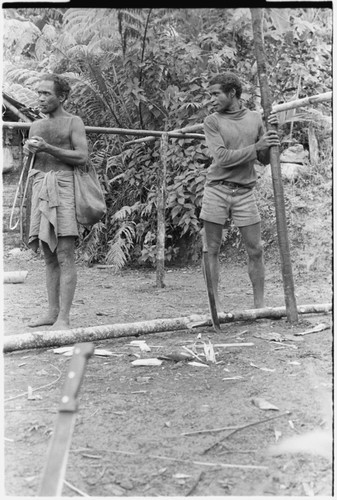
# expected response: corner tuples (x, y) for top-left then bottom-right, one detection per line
(111, 202), (140, 222)
(77, 222), (105, 264)
(2, 81), (39, 107)
(63, 8), (119, 46)
(4, 66), (41, 86)
(105, 221), (136, 268)
(3, 18), (40, 57)
(117, 9), (144, 32)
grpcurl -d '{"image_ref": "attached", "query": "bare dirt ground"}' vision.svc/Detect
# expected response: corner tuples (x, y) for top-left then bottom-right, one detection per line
(3, 248), (333, 497)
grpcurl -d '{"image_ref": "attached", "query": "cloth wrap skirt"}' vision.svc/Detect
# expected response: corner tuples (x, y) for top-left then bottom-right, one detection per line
(28, 169), (78, 253)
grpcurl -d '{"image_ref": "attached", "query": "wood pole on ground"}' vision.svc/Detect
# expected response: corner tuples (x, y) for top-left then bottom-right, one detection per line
(3, 303), (331, 353)
(250, 8), (298, 323)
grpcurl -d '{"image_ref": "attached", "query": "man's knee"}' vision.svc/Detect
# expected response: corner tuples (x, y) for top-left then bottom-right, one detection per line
(57, 247), (74, 265)
(56, 239), (75, 266)
(246, 242), (264, 261)
(207, 239), (221, 257)
(203, 221), (223, 256)
(42, 244), (58, 266)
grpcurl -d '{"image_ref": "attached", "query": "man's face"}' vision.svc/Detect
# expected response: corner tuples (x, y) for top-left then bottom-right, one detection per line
(208, 83), (233, 113)
(37, 80), (62, 113)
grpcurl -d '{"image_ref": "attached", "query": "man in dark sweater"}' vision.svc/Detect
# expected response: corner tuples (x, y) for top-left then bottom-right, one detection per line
(200, 72), (280, 310)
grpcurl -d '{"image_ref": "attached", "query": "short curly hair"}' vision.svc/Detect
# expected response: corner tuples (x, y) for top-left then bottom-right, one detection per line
(40, 73), (71, 100)
(209, 72), (242, 99)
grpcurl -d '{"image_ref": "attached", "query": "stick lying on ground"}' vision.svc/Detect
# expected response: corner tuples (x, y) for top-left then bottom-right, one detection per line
(3, 303), (331, 353)
(202, 411), (291, 455)
(73, 447), (267, 471)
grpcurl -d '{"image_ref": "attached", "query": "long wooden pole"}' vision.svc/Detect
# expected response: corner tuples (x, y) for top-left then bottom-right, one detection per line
(251, 8), (298, 323)
(120, 92), (332, 146)
(124, 123), (205, 146)
(273, 92), (332, 113)
(2, 121), (204, 140)
(3, 91), (331, 140)
(3, 303), (331, 353)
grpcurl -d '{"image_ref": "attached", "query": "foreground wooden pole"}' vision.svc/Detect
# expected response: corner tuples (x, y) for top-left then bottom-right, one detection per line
(3, 303), (331, 353)
(251, 8), (298, 323)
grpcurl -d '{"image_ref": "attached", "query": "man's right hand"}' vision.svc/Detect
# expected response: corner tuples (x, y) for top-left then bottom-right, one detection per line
(23, 139), (39, 155)
(255, 130), (280, 151)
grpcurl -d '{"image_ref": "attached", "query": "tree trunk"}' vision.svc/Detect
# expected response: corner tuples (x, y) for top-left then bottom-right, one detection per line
(3, 303), (331, 353)
(156, 132), (168, 288)
(250, 8), (298, 323)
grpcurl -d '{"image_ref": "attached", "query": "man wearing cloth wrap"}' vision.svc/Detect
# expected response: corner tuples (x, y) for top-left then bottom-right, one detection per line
(200, 73), (280, 310)
(25, 74), (88, 330)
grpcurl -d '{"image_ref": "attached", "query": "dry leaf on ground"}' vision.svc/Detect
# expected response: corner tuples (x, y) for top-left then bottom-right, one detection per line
(253, 332), (285, 342)
(251, 397), (279, 411)
(131, 358), (162, 366)
(129, 340), (151, 352)
(188, 361), (209, 368)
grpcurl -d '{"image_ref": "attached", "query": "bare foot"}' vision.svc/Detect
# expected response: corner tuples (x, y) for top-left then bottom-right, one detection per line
(48, 320), (71, 331)
(28, 315), (58, 328)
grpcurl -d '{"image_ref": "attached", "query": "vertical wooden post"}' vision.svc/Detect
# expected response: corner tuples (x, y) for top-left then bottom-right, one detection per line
(156, 132), (168, 288)
(308, 125), (319, 164)
(250, 8), (298, 323)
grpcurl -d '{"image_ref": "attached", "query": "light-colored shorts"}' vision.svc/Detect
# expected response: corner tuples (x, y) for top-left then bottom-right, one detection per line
(200, 183), (261, 227)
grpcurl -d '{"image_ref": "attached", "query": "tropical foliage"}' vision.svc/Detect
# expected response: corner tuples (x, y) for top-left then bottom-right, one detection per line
(3, 7), (332, 267)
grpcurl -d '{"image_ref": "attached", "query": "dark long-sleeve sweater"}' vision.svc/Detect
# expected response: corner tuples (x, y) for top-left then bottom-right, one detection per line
(204, 107), (270, 188)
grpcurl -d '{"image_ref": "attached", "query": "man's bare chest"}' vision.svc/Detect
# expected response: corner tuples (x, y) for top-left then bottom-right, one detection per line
(32, 118), (72, 148)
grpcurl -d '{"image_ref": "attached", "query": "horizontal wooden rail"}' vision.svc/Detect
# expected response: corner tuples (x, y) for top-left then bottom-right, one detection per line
(2, 121), (205, 140)
(3, 91), (330, 143)
(124, 91), (332, 146)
